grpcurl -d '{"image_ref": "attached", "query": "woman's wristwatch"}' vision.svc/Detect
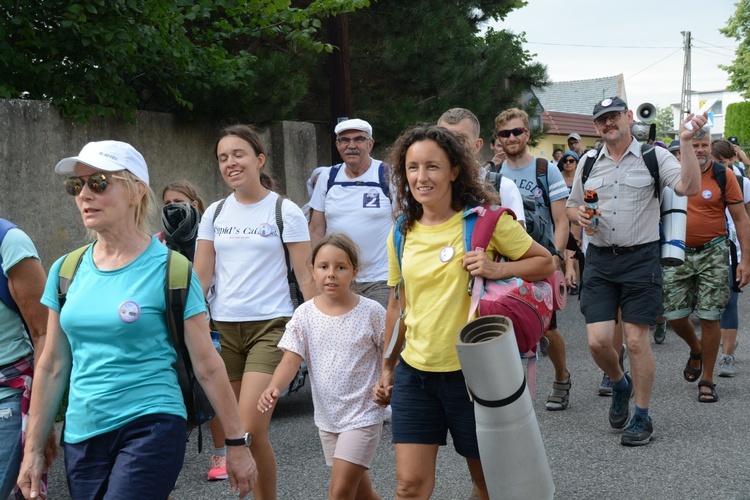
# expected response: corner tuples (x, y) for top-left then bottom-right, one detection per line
(225, 432), (251, 447)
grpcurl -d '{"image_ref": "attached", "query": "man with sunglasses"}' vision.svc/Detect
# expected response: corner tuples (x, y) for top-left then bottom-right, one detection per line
(566, 96), (707, 446)
(494, 107), (573, 413)
(309, 118), (392, 307)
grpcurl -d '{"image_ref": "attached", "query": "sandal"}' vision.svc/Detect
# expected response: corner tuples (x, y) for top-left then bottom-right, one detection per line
(698, 380), (718, 403)
(683, 351), (702, 382)
(545, 376), (571, 411)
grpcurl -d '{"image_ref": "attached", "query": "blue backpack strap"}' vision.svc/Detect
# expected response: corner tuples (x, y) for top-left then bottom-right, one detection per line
(0, 218), (20, 315)
(393, 215), (407, 271)
(378, 162), (391, 198)
(325, 164), (344, 193)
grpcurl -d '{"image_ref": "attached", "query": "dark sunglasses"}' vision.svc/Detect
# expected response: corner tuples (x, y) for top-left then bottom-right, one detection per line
(497, 127), (527, 138)
(63, 172), (127, 196)
(563, 158), (577, 164)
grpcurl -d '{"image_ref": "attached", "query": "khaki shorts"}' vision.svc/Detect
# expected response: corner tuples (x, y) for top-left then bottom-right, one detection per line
(214, 318), (290, 379)
(318, 423), (383, 468)
(662, 242), (729, 321)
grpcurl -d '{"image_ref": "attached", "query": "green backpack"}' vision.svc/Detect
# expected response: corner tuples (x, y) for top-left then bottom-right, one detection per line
(57, 245), (214, 451)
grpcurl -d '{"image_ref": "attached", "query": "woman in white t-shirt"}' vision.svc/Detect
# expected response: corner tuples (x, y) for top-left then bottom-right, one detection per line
(194, 124), (316, 499)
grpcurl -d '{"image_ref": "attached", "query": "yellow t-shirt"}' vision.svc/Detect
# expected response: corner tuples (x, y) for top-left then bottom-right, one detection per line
(387, 210), (532, 372)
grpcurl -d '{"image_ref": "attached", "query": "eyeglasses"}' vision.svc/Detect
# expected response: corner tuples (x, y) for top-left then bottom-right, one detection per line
(594, 111), (624, 126)
(563, 158), (577, 164)
(63, 172), (127, 196)
(497, 128), (527, 138)
(336, 136), (370, 146)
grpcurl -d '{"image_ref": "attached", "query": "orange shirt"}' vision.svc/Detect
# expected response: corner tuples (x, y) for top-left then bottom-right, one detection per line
(685, 163), (743, 248)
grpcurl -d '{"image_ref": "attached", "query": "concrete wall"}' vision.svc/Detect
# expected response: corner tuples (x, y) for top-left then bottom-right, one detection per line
(0, 99), (331, 269)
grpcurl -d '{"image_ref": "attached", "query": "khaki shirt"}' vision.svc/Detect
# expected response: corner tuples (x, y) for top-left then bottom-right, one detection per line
(567, 138), (682, 247)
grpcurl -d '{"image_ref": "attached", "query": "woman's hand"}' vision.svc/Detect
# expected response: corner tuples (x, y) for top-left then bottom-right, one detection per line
(463, 250), (499, 278)
(373, 366), (394, 407)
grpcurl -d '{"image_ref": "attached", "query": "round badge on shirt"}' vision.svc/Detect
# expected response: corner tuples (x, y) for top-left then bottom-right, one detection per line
(702, 190), (712, 200)
(439, 245), (455, 263)
(258, 223), (274, 237)
(118, 300), (141, 323)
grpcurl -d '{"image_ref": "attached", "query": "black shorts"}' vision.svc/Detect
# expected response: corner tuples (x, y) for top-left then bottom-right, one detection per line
(581, 242), (662, 326)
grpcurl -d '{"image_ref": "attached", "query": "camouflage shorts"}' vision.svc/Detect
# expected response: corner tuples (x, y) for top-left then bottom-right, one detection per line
(662, 241), (729, 321)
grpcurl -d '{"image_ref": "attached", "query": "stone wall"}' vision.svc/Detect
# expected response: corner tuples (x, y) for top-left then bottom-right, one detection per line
(0, 99), (331, 268)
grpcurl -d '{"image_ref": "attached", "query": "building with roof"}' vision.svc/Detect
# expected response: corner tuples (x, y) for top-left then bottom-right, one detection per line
(522, 74), (626, 160)
(669, 89), (743, 140)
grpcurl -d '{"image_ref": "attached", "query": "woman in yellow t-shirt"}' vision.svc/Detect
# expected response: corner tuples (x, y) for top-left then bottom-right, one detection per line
(373, 125), (554, 499)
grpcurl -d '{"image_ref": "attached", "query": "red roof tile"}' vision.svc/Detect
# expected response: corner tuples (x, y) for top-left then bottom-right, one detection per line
(542, 111), (598, 138)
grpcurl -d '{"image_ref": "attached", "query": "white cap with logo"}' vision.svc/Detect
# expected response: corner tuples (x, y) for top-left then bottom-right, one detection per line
(55, 140), (150, 185)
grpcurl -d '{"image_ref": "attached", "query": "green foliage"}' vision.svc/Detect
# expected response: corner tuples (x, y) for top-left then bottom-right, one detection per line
(299, 0), (546, 145)
(725, 101), (750, 145)
(653, 105), (676, 142)
(0, 0), (369, 122)
(721, 0), (750, 98)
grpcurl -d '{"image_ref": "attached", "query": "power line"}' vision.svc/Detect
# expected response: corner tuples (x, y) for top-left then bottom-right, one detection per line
(693, 46), (735, 60)
(624, 48), (683, 81)
(525, 41), (681, 49)
(692, 37), (737, 51)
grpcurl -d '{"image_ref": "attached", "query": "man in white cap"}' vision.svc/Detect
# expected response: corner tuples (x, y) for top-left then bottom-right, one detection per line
(309, 119), (393, 307)
(567, 133), (585, 158)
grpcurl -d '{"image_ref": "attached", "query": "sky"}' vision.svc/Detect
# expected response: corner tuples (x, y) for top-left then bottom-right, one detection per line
(486, 0), (740, 110)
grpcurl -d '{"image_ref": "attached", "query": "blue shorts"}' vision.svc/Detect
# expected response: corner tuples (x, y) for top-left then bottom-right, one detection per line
(0, 392), (23, 500)
(64, 413), (186, 500)
(390, 358), (479, 459)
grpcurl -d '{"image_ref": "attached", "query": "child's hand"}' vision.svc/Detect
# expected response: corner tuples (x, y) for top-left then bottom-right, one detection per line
(257, 388), (280, 413)
(372, 374), (393, 407)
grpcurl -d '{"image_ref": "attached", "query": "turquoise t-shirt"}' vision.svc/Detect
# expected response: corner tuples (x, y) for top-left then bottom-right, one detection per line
(0, 228), (38, 400)
(41, 238), (205, 444)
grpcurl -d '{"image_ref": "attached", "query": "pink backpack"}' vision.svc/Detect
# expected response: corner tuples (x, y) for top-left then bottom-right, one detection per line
(465, 205), (566, 356)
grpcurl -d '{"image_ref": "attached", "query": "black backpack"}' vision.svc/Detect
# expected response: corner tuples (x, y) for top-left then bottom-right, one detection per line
(58, 246), (214, 451)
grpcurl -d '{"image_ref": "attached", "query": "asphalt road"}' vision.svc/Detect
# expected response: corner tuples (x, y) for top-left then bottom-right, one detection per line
(45, 292), (750, 499)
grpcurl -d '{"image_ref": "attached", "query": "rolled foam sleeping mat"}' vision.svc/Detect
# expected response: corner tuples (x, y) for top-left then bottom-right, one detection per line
(661, 186), (687, 266)
(456, 315), (554, 500)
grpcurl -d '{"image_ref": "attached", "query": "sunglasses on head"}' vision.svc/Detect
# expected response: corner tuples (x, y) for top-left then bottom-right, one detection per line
(497, 127), (527, 138)
(63, 172), (127, 196)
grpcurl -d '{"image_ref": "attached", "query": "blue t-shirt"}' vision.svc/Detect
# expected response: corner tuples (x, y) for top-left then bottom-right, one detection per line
(41, 238), (205, 444)
(0, 228), (38, 400)
(501, 157), (569, 227)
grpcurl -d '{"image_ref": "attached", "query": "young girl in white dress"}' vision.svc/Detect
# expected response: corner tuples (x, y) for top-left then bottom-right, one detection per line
(258, 233), (386, 500)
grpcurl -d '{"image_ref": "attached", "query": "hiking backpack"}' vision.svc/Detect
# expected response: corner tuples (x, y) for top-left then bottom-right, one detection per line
(580, 144), (661, 200)
(325, 161), (391, 199)
(57, 246), (215, 451)
(0, 218), (23, 317)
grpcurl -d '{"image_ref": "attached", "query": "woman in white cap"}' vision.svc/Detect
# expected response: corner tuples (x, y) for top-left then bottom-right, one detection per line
(194, 125), (316, 499)
(16, 141), (258, 499)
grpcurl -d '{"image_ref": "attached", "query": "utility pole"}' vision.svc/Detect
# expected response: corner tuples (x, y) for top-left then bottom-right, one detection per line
(329, 14), (352, 162)
(680, 31), (691, 125)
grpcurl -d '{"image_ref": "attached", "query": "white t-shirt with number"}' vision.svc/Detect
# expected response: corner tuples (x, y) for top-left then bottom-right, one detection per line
(309, 160), (392, 282)
(197, 192), (309, 321)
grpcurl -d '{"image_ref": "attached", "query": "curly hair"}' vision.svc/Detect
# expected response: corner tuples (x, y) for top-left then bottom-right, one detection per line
(388, 125), (499, 232)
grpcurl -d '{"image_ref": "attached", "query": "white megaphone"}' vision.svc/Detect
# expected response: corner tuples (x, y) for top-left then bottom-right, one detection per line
(636, 103), (657, 123)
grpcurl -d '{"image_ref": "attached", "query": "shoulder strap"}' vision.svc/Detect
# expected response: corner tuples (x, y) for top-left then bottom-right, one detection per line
(212, 198), (226, 224)
(378, 162), (391, 198)
(0, 218), (20, 315)
(487, 171), (503, 197)
(712, 162), (727, 207)
(165, 249), (191, 352)
(57, 245), (91, 309)
(640, 144), (660, 200)
(325, 164), (344, 194)
(467, 205), (516, 253)
(393, 215), (407, 271)
(536, 158), (550, 207)
(580, 148), (601, 187)
(275, 195), (295, 278)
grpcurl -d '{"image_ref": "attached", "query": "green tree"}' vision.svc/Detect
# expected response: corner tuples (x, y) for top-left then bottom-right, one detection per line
(299, 0), (548, 144)
(721, 0), (750, 97)
(0, 0), (369, 122)
(653, 105), (676, 142)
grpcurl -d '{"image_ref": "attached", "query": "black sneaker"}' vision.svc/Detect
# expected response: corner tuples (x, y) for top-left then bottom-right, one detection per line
(621, 414), (654, 446)
(609, 373), (632, 429)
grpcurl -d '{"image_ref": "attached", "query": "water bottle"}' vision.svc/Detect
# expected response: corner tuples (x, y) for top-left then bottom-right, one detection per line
(210, 330), (222, 353)
(584, 189), (599, 235)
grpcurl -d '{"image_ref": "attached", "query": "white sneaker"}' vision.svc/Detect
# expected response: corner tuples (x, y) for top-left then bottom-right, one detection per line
(718, 354), (736, 378)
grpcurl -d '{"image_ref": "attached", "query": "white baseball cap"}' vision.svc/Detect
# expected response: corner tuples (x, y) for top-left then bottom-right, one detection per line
(334, 118), (373, 138)
(55, 140), (150, 185)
